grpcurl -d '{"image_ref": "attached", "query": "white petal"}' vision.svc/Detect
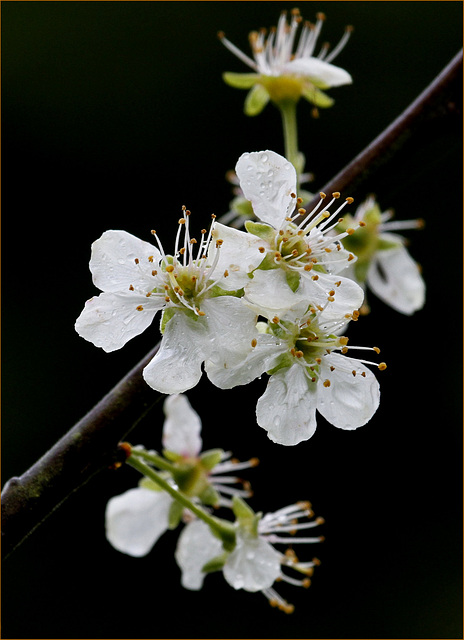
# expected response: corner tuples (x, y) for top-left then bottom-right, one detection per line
(281, 57), (352, 87)
(245, 269), (307, 316)
(256, 364), (318, 446)
(235, 151), (297, 227)
(162, 394), (203, 457)
(143, 312), (210, 394)
(223, 535), (281, 592)
(105, 487), (172, 557)
(206, 333), (285, 390)
(208, 223), (264, 289)
(299, 272), (364, 320)
(317, 352), (380, 429)
(175, 520), (223, 591)
(367, 242), (425, 315)
(90, 230), (162, 293)
(75, 291), (162, 352)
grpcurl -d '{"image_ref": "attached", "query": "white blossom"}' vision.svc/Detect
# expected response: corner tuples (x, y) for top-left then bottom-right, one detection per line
(175, 499), (323, 613)
(207, 293), (385, 446)
(105, 395), (257, 557)
(337, 196), (426, 314)
(75, 211), (260, 394)
(220, 9), (352, 113)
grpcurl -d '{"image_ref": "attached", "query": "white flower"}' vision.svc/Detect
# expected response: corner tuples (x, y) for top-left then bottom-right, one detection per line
(337, 196), (426, 315)
(220, 9), (352, 114)
(75, 210), (260, 394)
(105, 395), (257, 557)
(175, 499), (323, 613)
(207, 294), (385, 446)
(227, 150), (365, 319)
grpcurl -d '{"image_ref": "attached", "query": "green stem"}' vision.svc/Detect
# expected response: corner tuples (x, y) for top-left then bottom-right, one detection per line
(279, 100), (300, 182)
(126, 455), (236, 551)
(130, 447), (177, 473)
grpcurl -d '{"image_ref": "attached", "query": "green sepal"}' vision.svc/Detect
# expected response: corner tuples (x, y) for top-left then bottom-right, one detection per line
(162, 448), (183, 462)
(266, 353), (293, 376)
(232, 496), (261, 537)
(209, 517), (237, 552)
(230, 195), (254, 217)
(245, 220), (275, 243)
(353, 259), (370, 284)
(201, 552), (229, 574)
(256, 253), (279, 270)
(312, 262), (328, 274)
(200, 448), (223, 471)
(167, 499), (184, 529)
(244, 84), (270, 116)
(208, 285), (244, 299)
(198, 485), (221, 507)
(286, 270), (301, 292)
(302, 84), (334, 108)
(138, 476), (164, 492)
(160, 255), (175, 271)
(377, 237), (402, 252)
(222, 71), (259, 89)
(160, 307), (176, 334)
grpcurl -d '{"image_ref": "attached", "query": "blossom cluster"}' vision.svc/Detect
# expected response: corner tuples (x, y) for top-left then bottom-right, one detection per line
(76, 149), (389, 446)
(106, 393), (323, 613)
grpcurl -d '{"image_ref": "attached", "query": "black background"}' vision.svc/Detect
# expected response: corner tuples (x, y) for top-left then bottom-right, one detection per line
(2, 2), (462, 638)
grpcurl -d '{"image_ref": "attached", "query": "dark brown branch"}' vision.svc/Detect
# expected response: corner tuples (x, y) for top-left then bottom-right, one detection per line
(1, 343), (162, 559)
(2, 50), (462, 560)
(301, 49), (462, 215)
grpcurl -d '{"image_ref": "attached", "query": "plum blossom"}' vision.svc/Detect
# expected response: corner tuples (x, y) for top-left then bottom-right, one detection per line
(223, 150), (365, 319)
(175, 496), (323, 613)
(75, 209), (260, 394)
(219, 8), (352, 114)
(336, 196), (426, 315)
(105, 394), (257, 557)
(207, 294), (385, 446)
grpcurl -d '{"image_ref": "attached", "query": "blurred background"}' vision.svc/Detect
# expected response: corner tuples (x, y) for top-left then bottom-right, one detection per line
(2, 2), (462, 638)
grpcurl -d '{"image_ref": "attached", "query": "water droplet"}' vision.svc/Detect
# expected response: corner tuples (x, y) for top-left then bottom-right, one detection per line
(261, 153), (268, 162)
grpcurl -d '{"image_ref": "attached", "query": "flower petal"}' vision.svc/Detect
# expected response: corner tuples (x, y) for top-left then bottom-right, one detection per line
(89, 230), (162, 293)
(245, 268), (307, 316)
(162, 394), (203, 457)
(298, 271), (364, 320)
(223, 535), (281, 592)
(209, 222), (264, 289)
(317, 352), (380, 429)
(175, 520), (223, 591)
(143, 312), (210, 394)
(281, 57), (352, 87)
(235, 151), (297, 227)
(256, 364), (318, 446)
(367, 241), (425, 315)
(105, 487), (172, 557)
(75, 291), (162, 352)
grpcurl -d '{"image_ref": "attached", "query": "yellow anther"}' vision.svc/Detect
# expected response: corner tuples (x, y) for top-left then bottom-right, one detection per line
(251, 338), (257, 348)
(148, 255), (154, 263)
(332, 191), (340, 198)
(323, 379), (331, 387)
(345, 196), (354, 204)
(166, 265), (175, 273)
(272, 316), (280, 324)
(319, 192), (327, 199)
(129, 284), (134, 291)
(136, 305), (144, 311)
(134, 258), (139, 264)
(311, 275), (319, 281)
(346, 228), (355, 235)
(378, 362), (387, 370)
(178, 218), (186, 224)
(304, 264), (313, 271)
(373, 346), (381, 354)
(339, 336), (349, 345)
(347, 253), (355, 261)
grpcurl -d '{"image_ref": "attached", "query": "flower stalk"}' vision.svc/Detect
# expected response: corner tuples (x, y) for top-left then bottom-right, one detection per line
(126, 453), (236, 551)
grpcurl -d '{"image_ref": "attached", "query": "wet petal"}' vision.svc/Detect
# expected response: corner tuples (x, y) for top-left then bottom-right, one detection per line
(143, 312), (210, 394)
(318, 352), (380, 429)
(175, 520), (223, 590)
(105, 487), (172, 557)
(209, 223), (264, 289)
(162, 394), (203, 457)
(236, 151), (297, 227)
(90, 230), (162, 293)
(223, 535), (281, 592)
(367, 241), (425, 315)
(75, 291), (162, 352)
(282, 57), (352, 87)
(256, 364), (318, 446)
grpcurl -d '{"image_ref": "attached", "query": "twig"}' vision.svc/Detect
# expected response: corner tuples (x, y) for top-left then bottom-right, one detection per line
(2, 51), (461, 560)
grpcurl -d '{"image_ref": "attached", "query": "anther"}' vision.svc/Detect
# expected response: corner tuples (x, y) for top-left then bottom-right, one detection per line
(259, 246), (266, 253)
(148, 255), (154, 263)
(166, 265), (175, 273)
(251, 338), (257, 348)
(373, 346), (381, 354)
(272, 316), (280, 324)
(129, 285), (134, 291)
(332, 191), (340, 199)
(346, 228), (355, 235)
(134, 258), (139, 264)
(136, 305), (144, 311)
(345, 196), (354, 204)
(347, 253), (355, 261)
(290, 192), (297, 199)
(378, 362), (387, 370)
(311, 275), (319, 281)
(319, 192), (326, 199)
(323, 379), (331, 387)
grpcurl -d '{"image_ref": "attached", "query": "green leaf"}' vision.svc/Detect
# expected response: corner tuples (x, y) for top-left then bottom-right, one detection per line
(244, 84), (270, 116)
(222, 71), (259, 89)
(301, 85), (334, 108)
